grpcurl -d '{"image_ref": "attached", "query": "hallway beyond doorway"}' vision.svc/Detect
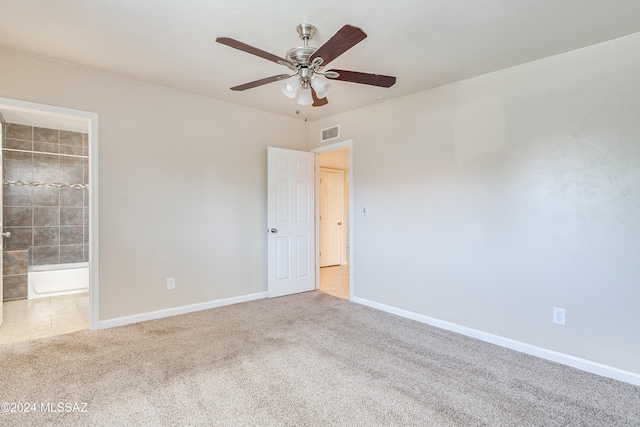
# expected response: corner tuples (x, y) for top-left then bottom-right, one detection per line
(319, 263), (349, 300)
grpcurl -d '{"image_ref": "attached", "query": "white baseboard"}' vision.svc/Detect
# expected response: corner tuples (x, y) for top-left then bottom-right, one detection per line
(352, 297), (640, 387)
(98, 292), (268, 330)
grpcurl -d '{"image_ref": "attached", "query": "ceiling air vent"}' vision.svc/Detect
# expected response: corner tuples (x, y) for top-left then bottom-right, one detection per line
(321, 125), (340, 143)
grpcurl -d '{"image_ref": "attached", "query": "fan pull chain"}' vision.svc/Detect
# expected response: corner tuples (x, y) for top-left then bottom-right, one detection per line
(295, 107), (308, 121)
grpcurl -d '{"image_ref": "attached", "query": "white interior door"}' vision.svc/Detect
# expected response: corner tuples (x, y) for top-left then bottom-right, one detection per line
(267, 147), (316, 298)
(319, 168), (344, 267)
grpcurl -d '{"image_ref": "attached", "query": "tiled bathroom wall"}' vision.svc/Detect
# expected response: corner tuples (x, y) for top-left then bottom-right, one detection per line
(2, 123), (89, 301)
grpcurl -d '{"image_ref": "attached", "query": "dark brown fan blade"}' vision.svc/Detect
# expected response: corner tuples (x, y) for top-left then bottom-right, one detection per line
(326, 69), (396, 88)
(309, 25), (367, 66)
(216, 37), (291, 65)
(311, 87), (329, 107)
(230, 74), (290, 91)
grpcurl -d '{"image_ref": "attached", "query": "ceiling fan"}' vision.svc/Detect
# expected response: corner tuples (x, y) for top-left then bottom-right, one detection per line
(216, 23), (396, 107)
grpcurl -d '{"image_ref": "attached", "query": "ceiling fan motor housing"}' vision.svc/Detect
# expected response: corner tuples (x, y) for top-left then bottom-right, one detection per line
(288, 23), (318, 68)
(285, 47), (316, 66)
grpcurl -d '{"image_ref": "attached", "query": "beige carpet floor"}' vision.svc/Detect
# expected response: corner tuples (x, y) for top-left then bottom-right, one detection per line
(1, 291), (639, 426)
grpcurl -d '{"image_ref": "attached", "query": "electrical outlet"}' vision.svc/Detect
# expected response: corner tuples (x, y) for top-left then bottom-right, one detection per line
(553, 307), (565, 325)
(166, 277), (175, 290)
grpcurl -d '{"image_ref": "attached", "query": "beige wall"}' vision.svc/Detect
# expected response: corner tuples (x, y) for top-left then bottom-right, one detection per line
(309, 33), (640, 375)
(0, 48), (308, 320)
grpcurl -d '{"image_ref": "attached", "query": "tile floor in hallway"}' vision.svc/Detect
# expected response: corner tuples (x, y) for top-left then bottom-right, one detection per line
(319, 262), (350, 300)
(0, 292), (89, 344)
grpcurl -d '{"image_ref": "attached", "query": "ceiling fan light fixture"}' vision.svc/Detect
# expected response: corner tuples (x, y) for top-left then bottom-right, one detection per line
(280, 76), (299, 99)
(297, 87), (314, 105)
(311, 77), (331, 98)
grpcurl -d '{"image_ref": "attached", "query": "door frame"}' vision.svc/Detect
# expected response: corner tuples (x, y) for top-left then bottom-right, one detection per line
(311, 139), (354, 301)
(0, 97), (99, 330)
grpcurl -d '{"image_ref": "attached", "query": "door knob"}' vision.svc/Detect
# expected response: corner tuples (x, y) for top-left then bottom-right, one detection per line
(269, 228), (278, 233)
(1, 231), (10, 238)
(337, 222), (342, 225)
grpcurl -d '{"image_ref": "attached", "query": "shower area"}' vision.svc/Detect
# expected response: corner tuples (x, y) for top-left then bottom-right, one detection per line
(2, 119), (89, 303)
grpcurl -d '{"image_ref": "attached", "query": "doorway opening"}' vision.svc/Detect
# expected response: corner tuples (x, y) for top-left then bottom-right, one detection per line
(313, 141), (352, 300)
(0, 97), (98, 343)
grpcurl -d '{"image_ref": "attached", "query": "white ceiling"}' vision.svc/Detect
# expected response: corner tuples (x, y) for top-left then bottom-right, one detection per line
(1, 0), (639, 123)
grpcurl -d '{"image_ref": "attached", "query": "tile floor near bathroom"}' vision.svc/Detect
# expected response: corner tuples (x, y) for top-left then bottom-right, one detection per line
(0, 292), (88, 344)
